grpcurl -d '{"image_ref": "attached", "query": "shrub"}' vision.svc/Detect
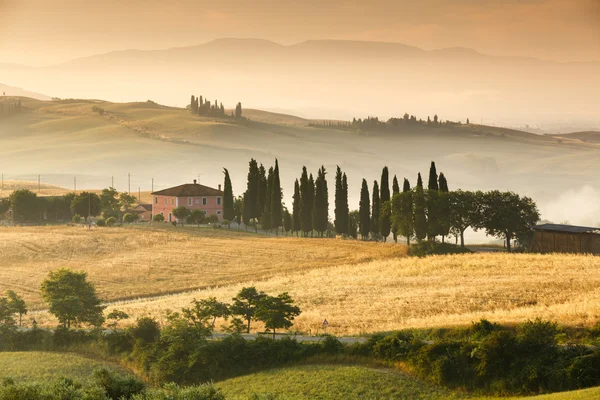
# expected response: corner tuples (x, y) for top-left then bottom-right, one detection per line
(92, 368), (146, 399)
(132, 382), (224, 400)
(123, 213), (138, 224)
(153, 214), (165, 222)
(471, 319), (500, 340)
(567, 352), (600, 388)
(321, 335), (344, 355)
(95, 219), (105, 227)
(372, 331), (420, 360)
(408, 242), (472, 257)
(72, 214), (82, 224)
(105, 217), (116, 227)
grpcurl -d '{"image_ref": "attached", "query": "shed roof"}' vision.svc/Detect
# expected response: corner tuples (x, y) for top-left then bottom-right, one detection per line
(151, 183), (223, 197)
(532, 223), (600, 234)
(134, 204), (152, 212)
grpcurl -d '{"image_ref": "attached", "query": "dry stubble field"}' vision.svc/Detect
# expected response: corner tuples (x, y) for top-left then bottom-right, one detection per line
(3, 225), (600, 334)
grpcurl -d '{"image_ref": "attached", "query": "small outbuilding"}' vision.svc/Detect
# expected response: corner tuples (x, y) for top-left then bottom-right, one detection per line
(531, 224), (600, 254)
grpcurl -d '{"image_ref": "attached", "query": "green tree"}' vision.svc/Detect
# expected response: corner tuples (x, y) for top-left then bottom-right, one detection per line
(334, 166), (348, 236)
(359, 179), (370, 240)
(255, 293), (301, 339)
(380, 167), (391, 241)
(299, 167), (313, 236)
(106, 309), (129, 330)
(9, 189), (38, 223)
(348, 210), (359, 239)
(222, 168), (235, 225)
(427, 161), (440, 240)
(480, 191), (540, 252)
(243, 159), (260, 232)
(40, 268), (105, 328)
(70, 192), (101, 222)
(235, 102), (243, 119)
(413, 173), (428, 242)
(100, 187), (121, 219)
(403, 178), (411, 192)
(449, 190), (483, 248)
(188, 297), (230, 329)
(6, 290), (27, 327)
(123, 213), (139, 224)
(283, 209), (292, 235)
(72, 214), (82, 224)
(257, 163), (268, 221)
(261, 166), (274, 231)
(312, 166), (329, 237)
(0, 198), (10, 216)
(230, 287), (266, 334)
(270, 159), (283, 234)
(119, 192), (137, 211)
(292, 179), (301, 236)
(189, 209), (206, 226)
(172, 206), (191, 226)
(371, 180), (380, 237)
(438, 173), (451, 242)
(153, 213), (165, 222)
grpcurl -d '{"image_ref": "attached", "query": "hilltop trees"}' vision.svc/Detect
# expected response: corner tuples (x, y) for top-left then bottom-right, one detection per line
(41, 269), (104, 329)
(188, 94), (228, 117)
(359, 179), (370, 240)
(380, 167), (391, 241)
(223, 168), (235, 224)
(235, 102), (243, 119)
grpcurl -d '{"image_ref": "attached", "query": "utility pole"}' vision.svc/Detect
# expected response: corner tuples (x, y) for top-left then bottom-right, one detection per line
(151, 178), (154, 192)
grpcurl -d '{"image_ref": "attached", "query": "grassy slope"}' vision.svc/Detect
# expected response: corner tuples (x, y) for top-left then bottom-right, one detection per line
(0, 352), (120, 383)
(2, 97), (600, 213)
(216, 364), (600, 400)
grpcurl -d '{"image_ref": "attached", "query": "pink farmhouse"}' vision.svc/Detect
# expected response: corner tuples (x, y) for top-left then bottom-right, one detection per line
(151, 180), (224, 222)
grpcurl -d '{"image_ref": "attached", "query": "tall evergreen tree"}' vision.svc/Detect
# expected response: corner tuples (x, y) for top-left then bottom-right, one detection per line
(257, 164), (267, 220)
(308, 173), (315, 237)
(262, 167), (274, 231)
(359, 179), (370, 240)
(428, 161), (439, 191)
(190, 95), (196, 113)
(438, 172), (451, 242)
(413, 173), (428, 241)
(391, 175), (400, 242)
(403, 178), (411, 192)
(292, 179), (301, 236)
(439, 173), (449, 192)
(379, 167), (391, 241)
(243, 159), (260, 232)
(299, 167), (313, 236)
(427, 161), (440, 240)
(334, 166), (348, 235)
(270, 159), (283, 235)
(393, 175), (400, 195)
(222, 168), (235, 224)
(371, 181), (380, 237)
(313, 166), (329, 237)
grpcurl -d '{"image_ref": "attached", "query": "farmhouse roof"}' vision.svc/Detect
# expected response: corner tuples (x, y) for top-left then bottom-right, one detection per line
(532, 223), (600, 234)
(151, 183), (223, 197)
(134, 204), (152, 212)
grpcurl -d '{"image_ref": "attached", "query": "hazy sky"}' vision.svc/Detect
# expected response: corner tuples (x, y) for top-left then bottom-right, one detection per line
(1, 0), (599, 66)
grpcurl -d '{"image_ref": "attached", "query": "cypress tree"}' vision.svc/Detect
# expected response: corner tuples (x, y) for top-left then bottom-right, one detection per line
(380, 167), (391, 241)
(299, 167), (312, 236)
(292, 179), (301, 236)
(243, 159), (260, 232)
(427, 161), (440, 240)
(371, 181), (380, 237)
(403, 178), (411, 192)
(334, 166), (348, 235)
(414, 173), (427, 241)
(359, 179), (370, 240)
(428, 161), (439, 191)
(262, 167), (274, 231)
(270, 159), (283, 235)
(313, 166), (329, 237)
(257, 164), (267, 220)
(399, 181), (414, 245)
(308, 173), (315, 237)
(391, 175), (400, 242)
(222, 168), (235, 225)
(190, 95), (196, 113)
(438, 172), (450, 242)
(392, 175), (400, 196)
(342, 173), (349, 235)
(439, 173), (449, 192)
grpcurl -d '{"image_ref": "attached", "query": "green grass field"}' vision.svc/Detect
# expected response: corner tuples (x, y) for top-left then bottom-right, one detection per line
(0, 352), (122, 383)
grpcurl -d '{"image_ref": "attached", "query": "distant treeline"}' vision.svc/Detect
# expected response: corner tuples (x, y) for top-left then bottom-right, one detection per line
(189, 95), (243, 119)
(309, 114), (470, 132)
(0, 99), (23, 117)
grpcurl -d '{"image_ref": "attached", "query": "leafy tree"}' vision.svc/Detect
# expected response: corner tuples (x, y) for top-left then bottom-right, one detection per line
(341, 173), (349, 234)
(292, 179), (301, 236)
(0, 198), (10, 216)
(123, 213), (139, 224)
(100, 187), (121, 219)
(480, 191), (540, 252)
(334, 166), (348, 236)
(0, 297), (15, 325)
(9, 189), (38, 223)
(222, 168), (235, 224)
(312, 166), (329, 237)
(187, 297), (230, 329)
(189, 209), (206, 226)
(270, 159), (283, 234)
(449, 190), (483, 248)
(172, 206), (191, 226)
(359, 179), (370, 240)
(230, 287), (266, 334)
(413, 173), (428, 242)
(106, 309), (129, 330)
(6, 290), (27, 327)
(40, 268), (105, 328)
(96, 218), (106, 227)
(153, 214), (165, 222)
(299, 167), (313, 236)
(119, 192), (137, 211)
(380, 167), (391, 241)
(255, 293), (301, 339)
(371, 180), (380, 237)
(71, 192), (101, 222)
(72, 214), (82, 224)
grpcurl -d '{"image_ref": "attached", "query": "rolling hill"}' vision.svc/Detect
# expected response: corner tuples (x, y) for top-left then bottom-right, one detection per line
(2, 96), (600, 229)
(1, 38), (598, 125)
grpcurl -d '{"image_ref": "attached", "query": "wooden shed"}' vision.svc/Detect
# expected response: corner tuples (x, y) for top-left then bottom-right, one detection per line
(531, 224), (600, 254)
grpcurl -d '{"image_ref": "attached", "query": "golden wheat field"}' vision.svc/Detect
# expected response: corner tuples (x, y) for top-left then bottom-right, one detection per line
(0, 225), (405, 313)
(96, 252), (600, 335)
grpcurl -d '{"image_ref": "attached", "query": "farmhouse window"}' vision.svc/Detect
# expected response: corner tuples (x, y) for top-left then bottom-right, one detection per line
(202, 197), (207, 206)
(195, 199), (200, 204)
(217, 197), (222, 205)
(217, 210), (221, 215)
(154, 197), (158, 205)
(188, 198), (192, 206)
